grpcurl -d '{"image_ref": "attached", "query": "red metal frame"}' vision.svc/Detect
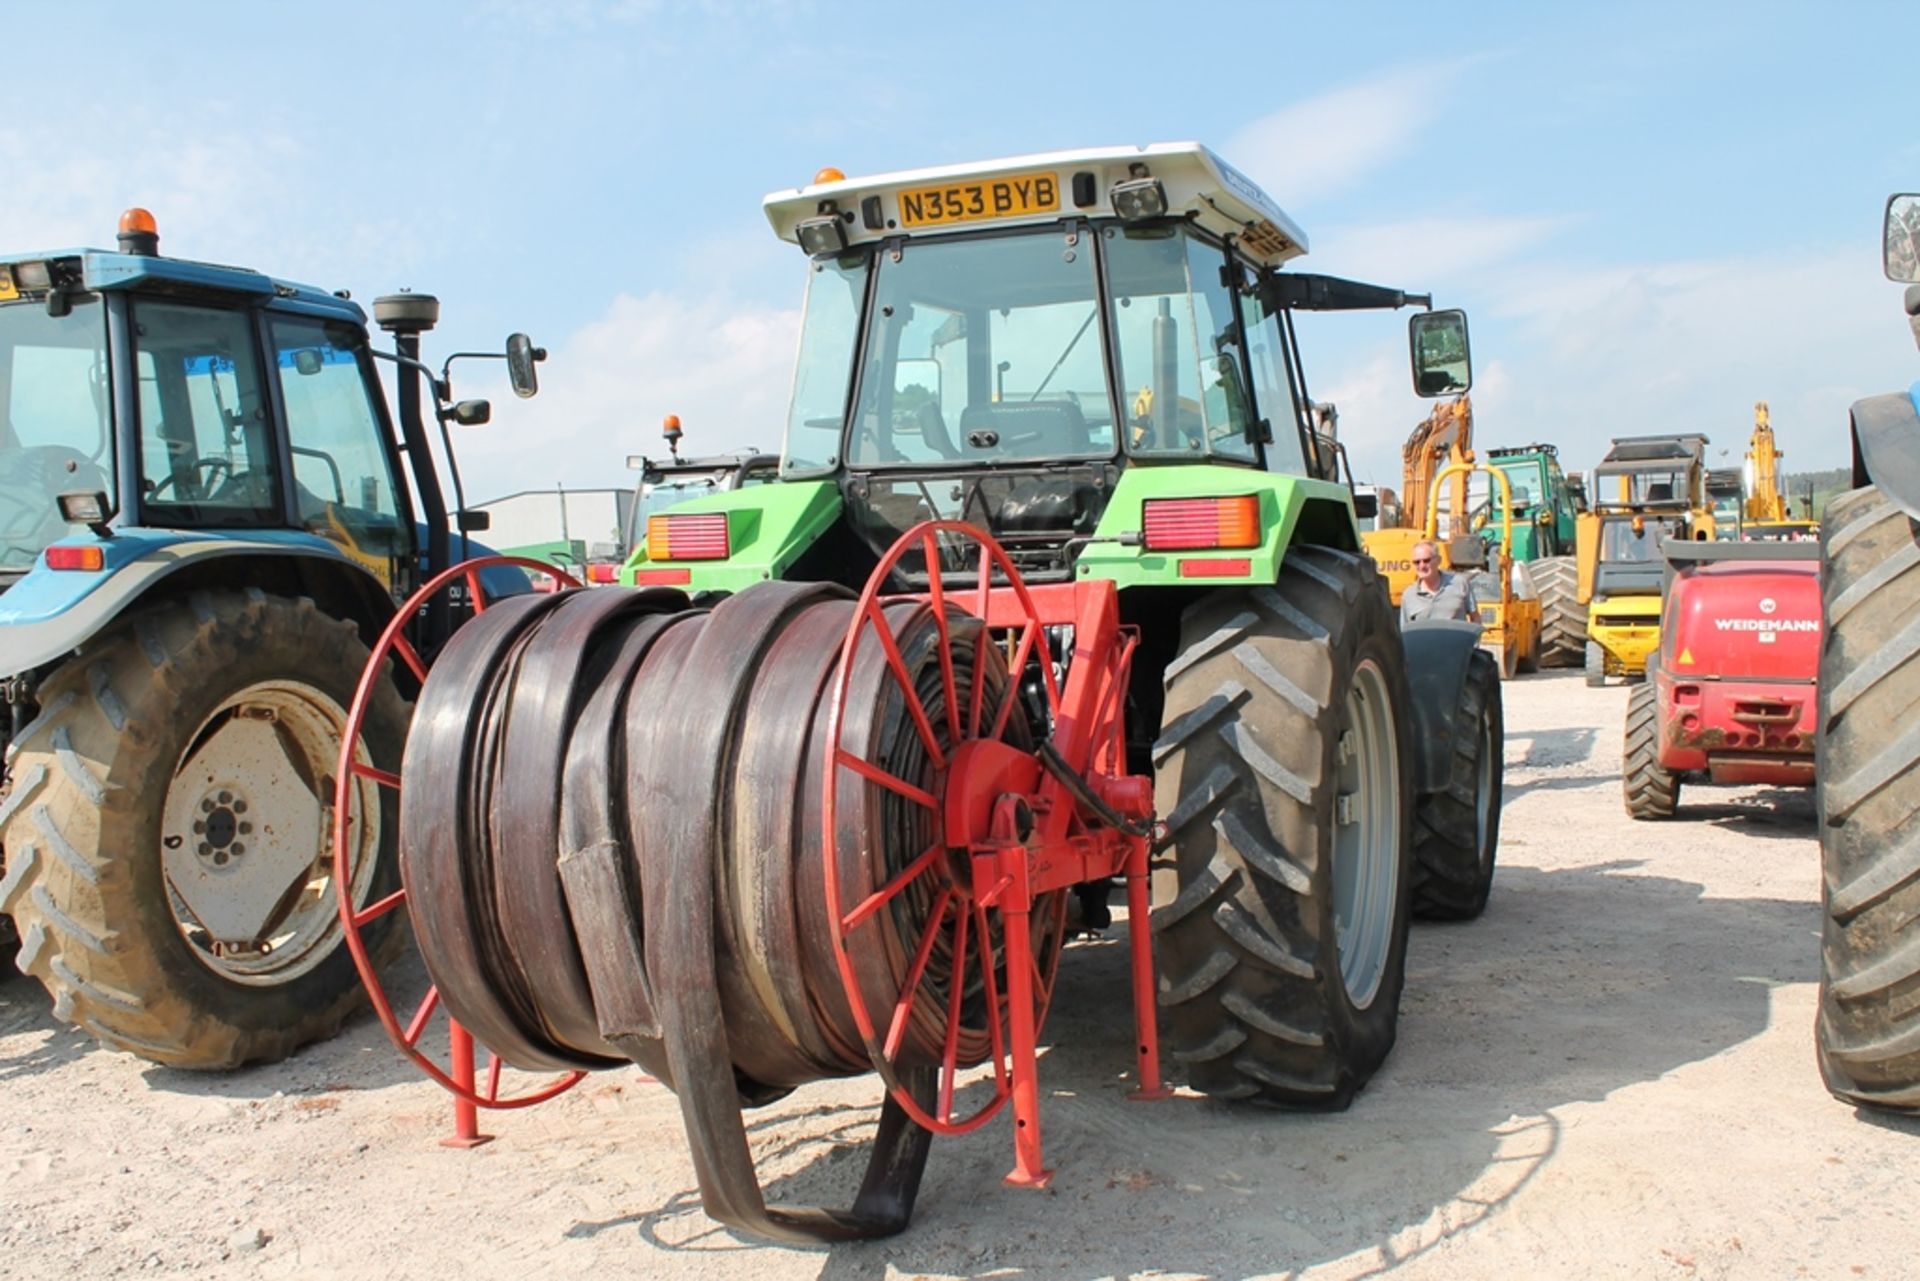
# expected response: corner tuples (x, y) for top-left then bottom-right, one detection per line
(821, 521), (1167, 1190)
(330, 557), (589, 1146)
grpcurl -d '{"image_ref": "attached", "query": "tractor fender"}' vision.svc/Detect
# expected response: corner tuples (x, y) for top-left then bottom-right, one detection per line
(1848, 386), (1920, 520)
(2, 530), (393, 676)
(1398, 618), (1485, 795)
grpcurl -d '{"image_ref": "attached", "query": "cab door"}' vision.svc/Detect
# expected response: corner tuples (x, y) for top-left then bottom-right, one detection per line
(267, 315), (417, 597)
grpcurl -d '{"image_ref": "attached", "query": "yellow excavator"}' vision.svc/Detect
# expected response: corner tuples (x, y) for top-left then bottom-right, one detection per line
(1364, 395), (1475, 601)
(1742, 401), (1817, 540)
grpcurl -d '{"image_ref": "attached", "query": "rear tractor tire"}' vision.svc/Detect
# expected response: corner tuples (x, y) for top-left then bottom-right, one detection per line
(1584, 639), (1607, 688)
(0, 589), (409, 1069)
(1411, 648), (1503, 920)
(1622, 680), (1678, 820)
(1151, 547), (1415, 1108)
(1535, 556), (1585, 668)
(1816, 485), (1920, 1110)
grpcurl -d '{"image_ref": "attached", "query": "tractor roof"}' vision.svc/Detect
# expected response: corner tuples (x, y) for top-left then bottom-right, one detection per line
(763, 142), (1309, 268)
(0, 245), (366, 324)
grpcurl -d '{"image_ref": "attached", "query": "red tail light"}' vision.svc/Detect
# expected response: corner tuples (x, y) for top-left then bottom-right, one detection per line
(1142, 496), (1261, 551)
(587, 563), (620, 584)
(647, 512), (730, 560)
(45, 545), (105, 571)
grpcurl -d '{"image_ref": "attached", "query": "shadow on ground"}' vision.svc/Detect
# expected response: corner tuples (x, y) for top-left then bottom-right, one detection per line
(0, 944), (466, 1098)
(583, 857), (1815, 1278)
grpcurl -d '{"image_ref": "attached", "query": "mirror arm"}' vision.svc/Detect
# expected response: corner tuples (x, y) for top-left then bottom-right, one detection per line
(439, 349), (511, 388)
(365, 347), (451, 404)
(1268, 272), (1432, 313)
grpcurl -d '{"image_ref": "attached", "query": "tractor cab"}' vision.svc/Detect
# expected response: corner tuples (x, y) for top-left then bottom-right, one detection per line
(756, 144), (1460, 584)
(0, 211), (536, 623)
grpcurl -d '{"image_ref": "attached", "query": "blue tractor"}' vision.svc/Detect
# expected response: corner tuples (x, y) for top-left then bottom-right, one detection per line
(1817, 194), (1920, 1110)
(0, 210), (541, 1067)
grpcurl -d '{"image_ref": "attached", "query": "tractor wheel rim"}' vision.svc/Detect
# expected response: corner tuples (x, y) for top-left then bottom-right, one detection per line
(1475, 707), (1497, 866)
(1332, 658), (1399, 1011)
(161, 680), (379, 986)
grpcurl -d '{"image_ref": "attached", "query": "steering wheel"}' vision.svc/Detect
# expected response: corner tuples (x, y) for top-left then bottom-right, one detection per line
(145, 456), (233, 501)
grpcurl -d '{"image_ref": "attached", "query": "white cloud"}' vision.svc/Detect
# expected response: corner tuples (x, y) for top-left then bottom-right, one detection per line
(1313, 242), (1916, 490)
(1313, 216), (1572, 290)
(1223, 62), (1474, 210)
(459, 287), (800, 500)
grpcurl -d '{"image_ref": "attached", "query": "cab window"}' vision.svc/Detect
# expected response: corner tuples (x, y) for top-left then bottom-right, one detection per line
(271, 317), (411, 577)
(134, 301), (280, 525)
(1237, 270), (1306, 474)
(1106, 229), (1255, 461)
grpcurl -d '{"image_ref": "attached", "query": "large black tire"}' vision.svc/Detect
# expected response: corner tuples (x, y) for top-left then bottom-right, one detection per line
(0, 590), (409, 1068)
(1411, 648), (1503, 920)
(1535, 556), (1584, 668)
(1151, 546), (1415, 1109)
(1584, 639), (1606, 688)
(1622, 680), (1678, 819)
(1816, 485), (1920, 1109)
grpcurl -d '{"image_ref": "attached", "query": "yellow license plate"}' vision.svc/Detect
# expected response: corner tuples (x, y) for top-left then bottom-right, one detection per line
(0, 267), (17, 302)
(897, 172), (1060, 229)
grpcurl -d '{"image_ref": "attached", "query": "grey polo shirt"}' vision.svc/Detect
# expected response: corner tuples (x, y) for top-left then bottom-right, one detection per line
(1401, 571), (1478, 625)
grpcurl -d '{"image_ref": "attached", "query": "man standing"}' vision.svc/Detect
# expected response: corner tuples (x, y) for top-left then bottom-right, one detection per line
(1400, 539), (1481, 625)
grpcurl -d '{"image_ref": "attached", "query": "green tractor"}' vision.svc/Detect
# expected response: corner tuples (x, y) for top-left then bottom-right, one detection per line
(1482, 442), (1586, 666)
(362, 144), (1507, 1240)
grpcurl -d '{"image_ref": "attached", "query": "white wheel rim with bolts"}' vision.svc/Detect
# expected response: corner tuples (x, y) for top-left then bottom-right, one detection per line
(159, 680), (381, 985)
(1332, 659), (1400, 1010)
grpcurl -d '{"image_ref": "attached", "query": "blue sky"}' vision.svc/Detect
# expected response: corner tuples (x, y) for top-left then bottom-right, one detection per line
(5, 1), (1914, 499)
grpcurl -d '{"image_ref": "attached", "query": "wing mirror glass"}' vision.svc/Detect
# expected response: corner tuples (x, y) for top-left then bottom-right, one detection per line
(506, 332), (544, 399)
(456, 509), (492, 532)
(1409, 309), (1473, 397)
(1885, 194), (1920, 282)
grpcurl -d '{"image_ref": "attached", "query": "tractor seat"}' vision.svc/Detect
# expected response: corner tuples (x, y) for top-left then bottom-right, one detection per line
(958, 400), (1090, 455)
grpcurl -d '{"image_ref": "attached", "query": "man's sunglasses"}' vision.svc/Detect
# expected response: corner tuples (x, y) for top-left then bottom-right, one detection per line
(1411, 557), (1434, 565)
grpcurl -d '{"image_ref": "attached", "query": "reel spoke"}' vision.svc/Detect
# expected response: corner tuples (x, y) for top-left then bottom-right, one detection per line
(885, 887), (955, 1060)
(404, 988), (441, 1048)
(862, 599), (947, 771)
(842, 840), (946, 932)
(938, 906), (972, 1126)
(352, 886), (407, 929)
(921, 531), (964, 744)
(835, 748), (941, 811)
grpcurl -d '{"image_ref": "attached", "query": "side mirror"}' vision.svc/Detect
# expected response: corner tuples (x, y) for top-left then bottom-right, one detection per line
(456, 509), (492, 533)
(449, 399), (492, 426)
(1352, 491), (1379, 520)
(293, 349), (325, 376)
(1885, 194), (1920, 282)
(506, 332), (544, 399)
(1409, 309), (1473, 397)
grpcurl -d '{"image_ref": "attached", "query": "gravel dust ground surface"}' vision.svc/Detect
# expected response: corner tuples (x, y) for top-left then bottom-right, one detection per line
(2, 668), (1912, 1280)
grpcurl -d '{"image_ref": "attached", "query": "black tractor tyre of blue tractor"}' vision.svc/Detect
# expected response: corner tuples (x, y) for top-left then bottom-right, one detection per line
(1816, 484), (1920, 1111)
(0, 588), (409, 1069)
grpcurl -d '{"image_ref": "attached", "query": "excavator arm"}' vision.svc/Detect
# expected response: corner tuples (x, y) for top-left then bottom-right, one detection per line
(1745, 401), (1787, 523)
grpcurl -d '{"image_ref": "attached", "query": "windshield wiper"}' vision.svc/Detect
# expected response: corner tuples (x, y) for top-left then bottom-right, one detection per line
(1027, 309), (1098, 402)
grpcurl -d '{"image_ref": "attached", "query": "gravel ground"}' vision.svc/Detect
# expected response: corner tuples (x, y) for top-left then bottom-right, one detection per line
(2, 667), (1911, 1280)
